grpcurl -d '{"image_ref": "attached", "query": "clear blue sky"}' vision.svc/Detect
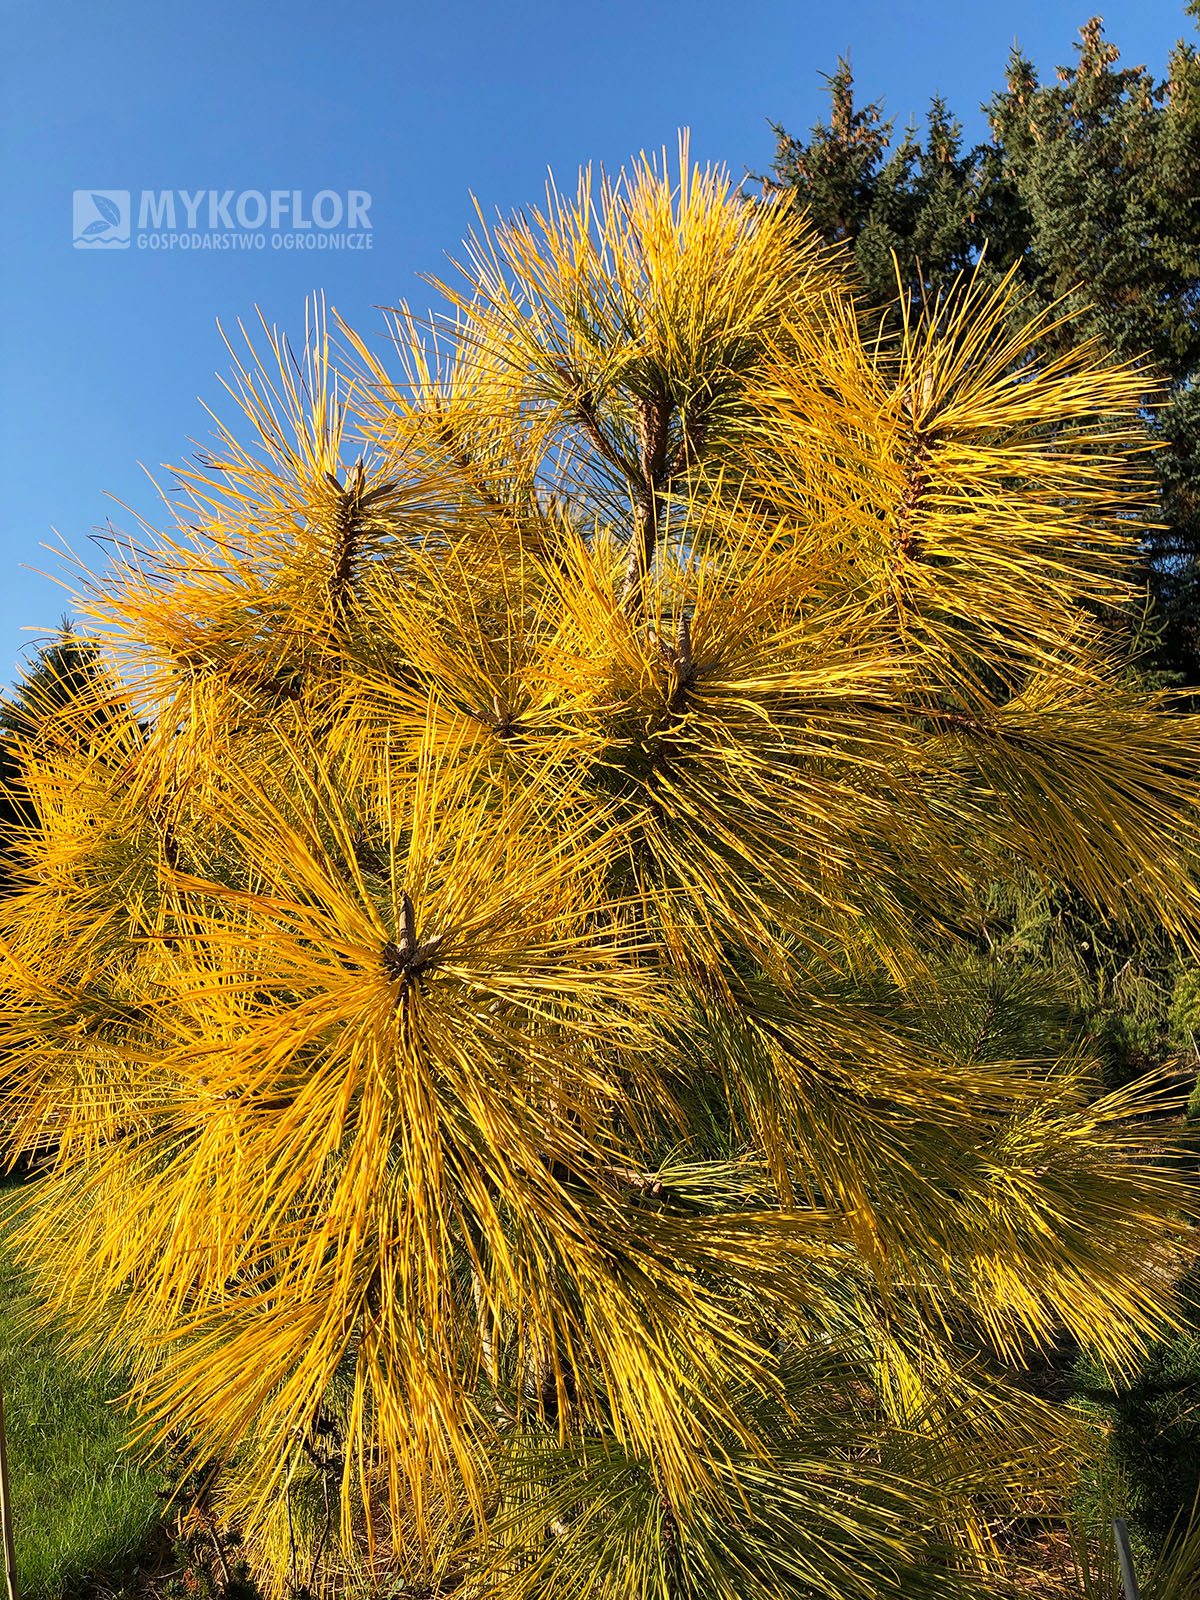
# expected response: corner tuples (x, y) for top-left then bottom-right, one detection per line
(2, 0), (1192, 682)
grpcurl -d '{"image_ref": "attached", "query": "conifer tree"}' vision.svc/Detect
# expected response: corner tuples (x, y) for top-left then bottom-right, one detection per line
(3, 151), (1200, 1597)
(768, 9), (1200, 679)
(0, 623), (123, 887)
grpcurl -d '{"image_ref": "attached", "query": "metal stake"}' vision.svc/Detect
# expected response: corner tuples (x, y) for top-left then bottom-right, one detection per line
(0, 1379), (18, 1600)
(1114, 1516), (1141, 1600)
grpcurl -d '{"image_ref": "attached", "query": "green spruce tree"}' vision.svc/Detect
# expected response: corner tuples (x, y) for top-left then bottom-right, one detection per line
(0, 622), (122, 883)
(768, 17), (1200, 1565)
(768, 9), (1200, 679)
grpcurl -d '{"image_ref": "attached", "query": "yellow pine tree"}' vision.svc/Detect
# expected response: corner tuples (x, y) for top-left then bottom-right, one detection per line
(2, 143), (1200, 1596)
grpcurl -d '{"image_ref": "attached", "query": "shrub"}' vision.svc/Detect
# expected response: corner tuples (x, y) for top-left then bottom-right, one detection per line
(3, 147), (1200, 1597)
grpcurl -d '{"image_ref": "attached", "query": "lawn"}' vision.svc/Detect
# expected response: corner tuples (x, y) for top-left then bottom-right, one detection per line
(0, 1181), (163, 1599)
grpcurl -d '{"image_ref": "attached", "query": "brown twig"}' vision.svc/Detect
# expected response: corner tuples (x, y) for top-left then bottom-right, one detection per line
(620, 392), (674, 611)
(381, 891), (444, 990)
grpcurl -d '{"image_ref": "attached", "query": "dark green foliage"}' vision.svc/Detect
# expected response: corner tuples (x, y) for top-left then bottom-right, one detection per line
(769, 13), (1200, 367)
(767, 0), (1200, 1149)
(161, 1524), (261, 1600)
(1153, 381), (1200, 677)
(1072, 1261), (1200, 1562)
(768, 68), (997, 322)
(0, 624), (112, 744)
(768, 14), (1200, 1560)
(979, 871), (1188, 1091)
(0, 622), (122, 877)
(767, 8), (1200, 682)
(984, 18), (1200, 373)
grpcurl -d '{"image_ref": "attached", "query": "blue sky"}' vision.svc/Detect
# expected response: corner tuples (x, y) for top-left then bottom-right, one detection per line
(2, 0), (1192, 682)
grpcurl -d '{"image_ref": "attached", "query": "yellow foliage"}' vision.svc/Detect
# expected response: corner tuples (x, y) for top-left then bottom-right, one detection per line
(1, 139), (1198, 1598)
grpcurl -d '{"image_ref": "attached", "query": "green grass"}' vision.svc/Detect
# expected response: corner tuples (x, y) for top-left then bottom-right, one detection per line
(0, 1183), (163, 1599)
